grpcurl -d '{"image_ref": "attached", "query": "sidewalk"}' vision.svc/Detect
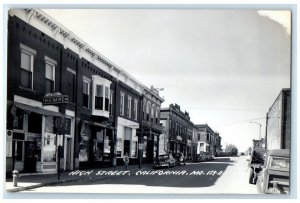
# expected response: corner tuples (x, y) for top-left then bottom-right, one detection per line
(5, 163), (153, 192)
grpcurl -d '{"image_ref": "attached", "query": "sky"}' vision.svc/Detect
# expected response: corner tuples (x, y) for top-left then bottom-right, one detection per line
(42, 9), (291, 153)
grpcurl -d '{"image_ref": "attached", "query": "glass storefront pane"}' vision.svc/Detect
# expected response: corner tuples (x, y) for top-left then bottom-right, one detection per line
(43, 133), (56, 162)
(28, 113), (42, 134)
(45, 116), (54, 133)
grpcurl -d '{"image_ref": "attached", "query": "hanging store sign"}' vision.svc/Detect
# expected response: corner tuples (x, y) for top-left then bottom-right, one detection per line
(42, 93), (69, 105)
(176, 136), (183, 141)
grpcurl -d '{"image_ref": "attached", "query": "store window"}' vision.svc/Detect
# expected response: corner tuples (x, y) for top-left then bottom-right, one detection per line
(20, 44), (36, 89)
(116, 138), (122, 157)
(28, 113), (42, 134)
(13, 108), (24, 130)
(43, 116), (56, 162)
(45, 56), (56, 93)
(131, 141), (137, 157)
(83, 77), (90, 108)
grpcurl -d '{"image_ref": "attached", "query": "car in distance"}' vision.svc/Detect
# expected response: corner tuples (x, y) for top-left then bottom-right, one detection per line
(153, 154), (176, 169)
(256, 149), (290, 194)
(172, 153), (186, 166)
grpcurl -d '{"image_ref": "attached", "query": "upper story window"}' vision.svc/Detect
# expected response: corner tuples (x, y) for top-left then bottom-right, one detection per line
(92, 75), (111, 118)
(67, 67), (76, 103)
(151, 106), (155, 122)
(20, 44), (36, 89)
(109, 90), (113, 116)
(127, 96), (132, 118)
(207, 133), (210, 142)
(156, 108), (160, 124)
(143, 100), (146, 120)
(82, 76), (91, 108)
(120, 92), (125, 116)
(146, 102), (150, 121)
(134, 99), (138, 121)
(105, 86), (109, 111)
(45, 56), (56, 93)
(95, 85), (103, 110)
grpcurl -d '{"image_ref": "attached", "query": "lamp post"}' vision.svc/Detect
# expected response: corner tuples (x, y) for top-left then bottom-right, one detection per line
(249, 121), (262, 140)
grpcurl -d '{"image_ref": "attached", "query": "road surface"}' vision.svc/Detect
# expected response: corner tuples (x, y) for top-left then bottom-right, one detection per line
(23, 156), (258, 194)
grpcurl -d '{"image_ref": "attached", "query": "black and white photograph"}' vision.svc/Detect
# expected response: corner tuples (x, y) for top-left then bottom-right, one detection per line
(1, 1), (297, 199)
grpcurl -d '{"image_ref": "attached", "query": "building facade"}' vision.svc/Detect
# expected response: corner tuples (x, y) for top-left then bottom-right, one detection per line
(160, 104), (193, 157)
(6, 9), (163, 174)
(265, 89), (291, 150)
(195, 124), (220, 156)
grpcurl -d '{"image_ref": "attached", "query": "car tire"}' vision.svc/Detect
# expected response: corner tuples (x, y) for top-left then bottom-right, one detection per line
(249, 168), (255, 184)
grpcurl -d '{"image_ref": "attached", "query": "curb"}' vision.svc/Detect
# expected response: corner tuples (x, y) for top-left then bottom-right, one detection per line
(6, 165), (154, 192)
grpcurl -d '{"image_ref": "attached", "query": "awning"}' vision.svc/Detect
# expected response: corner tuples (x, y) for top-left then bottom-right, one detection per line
(13, 102), (64, 117)
(83, 120), (114, 129)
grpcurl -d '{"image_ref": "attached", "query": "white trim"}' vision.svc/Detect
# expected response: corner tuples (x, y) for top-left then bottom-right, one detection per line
(44, 55), (57, 66)
(91, 75), (111, 117)
(66, 67), (76, 75)
(20, 43), (36, 55)
(66, 109), (75, 117)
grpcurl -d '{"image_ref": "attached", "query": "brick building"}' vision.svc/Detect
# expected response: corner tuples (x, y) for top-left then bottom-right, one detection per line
(160, 104), (194, 158)
(6, 9), (163, 174)
(195, 124), (221, 156)
(265, 88), (291, 150)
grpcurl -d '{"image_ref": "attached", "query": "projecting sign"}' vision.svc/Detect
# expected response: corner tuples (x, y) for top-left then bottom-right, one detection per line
(43, 95), (69, 105)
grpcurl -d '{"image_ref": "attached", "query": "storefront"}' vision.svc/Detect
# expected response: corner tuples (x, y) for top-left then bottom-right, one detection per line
(8, 96), (75, 174)
(79, 120), (115, 168)
(116, 117), (139, 164)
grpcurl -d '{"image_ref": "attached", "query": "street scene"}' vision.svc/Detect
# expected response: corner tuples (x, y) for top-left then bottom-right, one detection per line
(4, 8), (291, 196)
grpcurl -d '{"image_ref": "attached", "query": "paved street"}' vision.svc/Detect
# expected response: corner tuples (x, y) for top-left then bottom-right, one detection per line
(20, 156), (258, 194)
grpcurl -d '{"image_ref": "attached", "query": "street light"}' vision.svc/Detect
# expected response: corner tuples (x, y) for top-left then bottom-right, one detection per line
(249, 121), (262, 140)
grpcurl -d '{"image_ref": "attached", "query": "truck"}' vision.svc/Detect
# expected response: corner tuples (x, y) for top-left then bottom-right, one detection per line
(248, 139), (267, 184)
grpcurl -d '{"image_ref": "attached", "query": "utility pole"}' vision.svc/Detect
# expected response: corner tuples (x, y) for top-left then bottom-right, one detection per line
(249, 121), (262, 140)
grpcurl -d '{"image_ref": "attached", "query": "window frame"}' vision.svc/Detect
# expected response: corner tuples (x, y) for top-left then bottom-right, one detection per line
(134, 99), (138, 120)
(120, 92), (125, 116)
(20, 44), (36, 89)
(127, 96), (132, 118)
(45, 56), (57, 93)
(82, 76), (91, 108)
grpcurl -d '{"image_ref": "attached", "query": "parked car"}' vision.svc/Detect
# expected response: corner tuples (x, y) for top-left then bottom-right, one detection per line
(153, 154), (176, 169)
(172, 153), (186, 166)
(193, 152), (209, 162)
(256, 149), (290, 194)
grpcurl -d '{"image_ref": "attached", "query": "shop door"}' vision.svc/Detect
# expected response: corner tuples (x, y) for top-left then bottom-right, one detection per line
(23, 141), (37, 173)
(65, 138), (72, 170)
(13, 140), (24, 171)
(146, 140), (154, 163)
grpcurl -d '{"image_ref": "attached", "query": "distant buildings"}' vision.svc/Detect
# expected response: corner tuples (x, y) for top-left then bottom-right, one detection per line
(160, 104), (222, 159)
(195, 124), (221, 156)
